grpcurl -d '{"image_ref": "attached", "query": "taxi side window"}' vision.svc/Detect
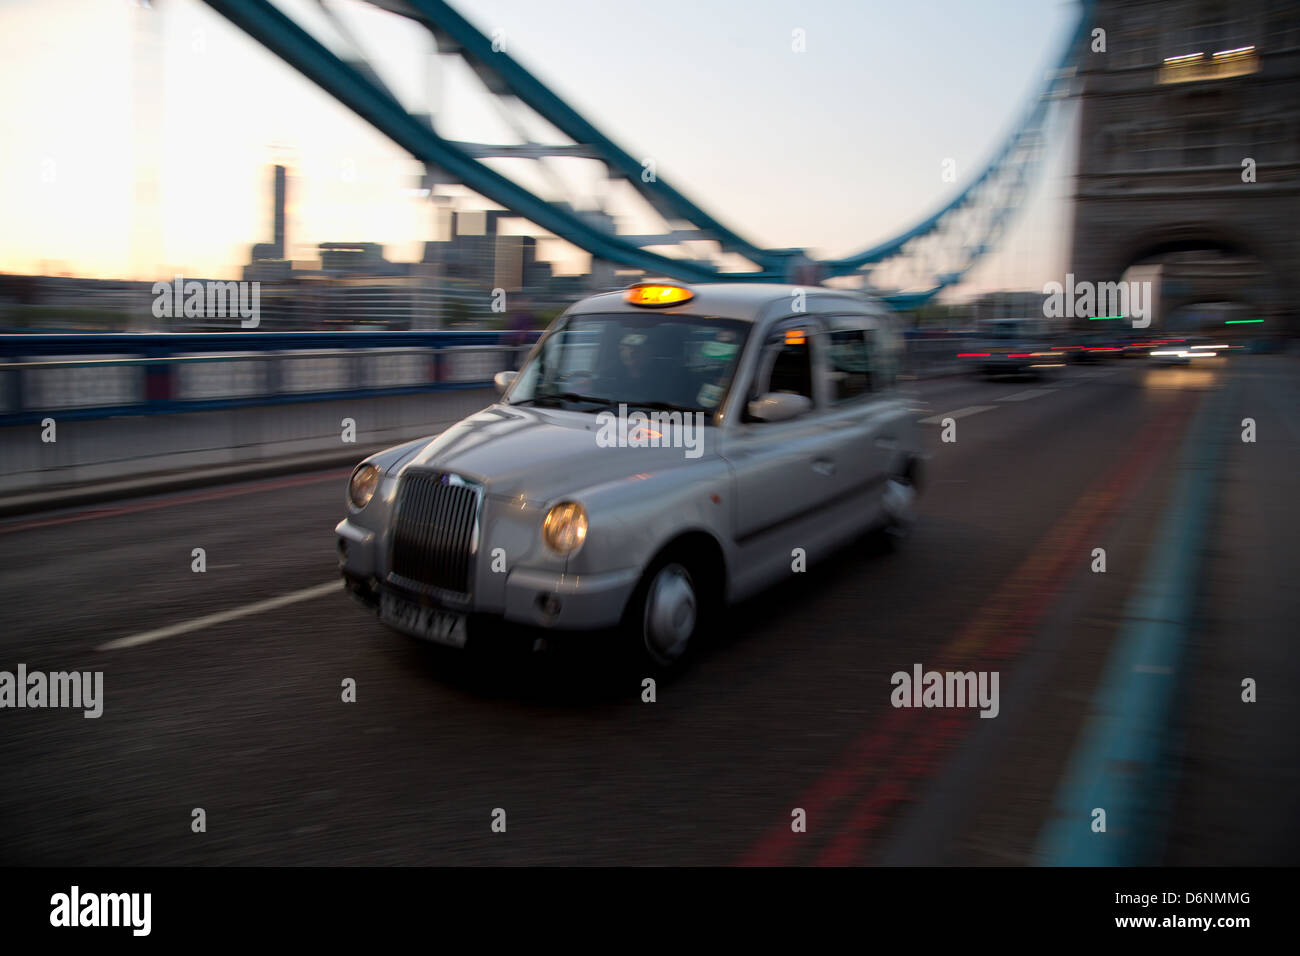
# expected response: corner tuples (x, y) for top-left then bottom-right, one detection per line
(747, 325), (814, 418)
(871, 323), (901, 389)
(827, 328), (874, 401)
(769, 340), (812, 398)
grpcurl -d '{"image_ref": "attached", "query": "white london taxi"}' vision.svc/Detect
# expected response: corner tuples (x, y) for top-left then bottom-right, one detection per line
(337, 281), (923, 671)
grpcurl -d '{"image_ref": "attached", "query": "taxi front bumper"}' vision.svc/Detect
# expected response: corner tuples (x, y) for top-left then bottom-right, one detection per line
(336, 517), (638, 632)
(500, 566), (640, 630)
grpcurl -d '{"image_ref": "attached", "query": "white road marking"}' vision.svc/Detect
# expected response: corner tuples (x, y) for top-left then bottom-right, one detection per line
(97, 580), (342, 651)
(999, 388), (1059, 402)
(918, 404), (996, 425)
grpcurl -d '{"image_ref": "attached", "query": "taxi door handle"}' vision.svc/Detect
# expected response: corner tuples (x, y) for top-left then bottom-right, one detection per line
(875, 436), (898, 449)
(811, 457), (836, 477)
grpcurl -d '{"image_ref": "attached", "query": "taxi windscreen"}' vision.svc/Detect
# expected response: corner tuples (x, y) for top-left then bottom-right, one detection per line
(508, 313), (750, 415)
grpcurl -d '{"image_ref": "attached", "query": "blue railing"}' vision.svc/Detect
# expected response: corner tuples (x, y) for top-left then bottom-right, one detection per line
(0, 331), (541, 425)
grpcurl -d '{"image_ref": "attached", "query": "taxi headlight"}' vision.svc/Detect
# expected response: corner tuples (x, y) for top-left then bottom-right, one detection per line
(543, 501), (588, 554)
(348, 463), (380, 510)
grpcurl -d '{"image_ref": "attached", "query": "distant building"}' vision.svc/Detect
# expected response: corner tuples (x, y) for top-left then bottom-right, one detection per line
(243, 165), (292, 283)
(318, 242), (404, 276)
(228, 163), (593, 329)
(1071, 0), (1300, 334)
(494, 234), (524, 291)
(522, 236), (553, 290)
(969, 290), (1049, 324)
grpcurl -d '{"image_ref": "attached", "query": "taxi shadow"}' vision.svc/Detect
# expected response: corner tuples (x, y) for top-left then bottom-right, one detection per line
(982, 371), (1049, 383)
(391, 530), (902, 705)
(394, 620), (642, 705)
(709, 530), (901, 655)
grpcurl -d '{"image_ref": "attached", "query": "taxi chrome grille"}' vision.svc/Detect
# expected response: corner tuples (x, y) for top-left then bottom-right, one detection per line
(389, 471), (479, 596)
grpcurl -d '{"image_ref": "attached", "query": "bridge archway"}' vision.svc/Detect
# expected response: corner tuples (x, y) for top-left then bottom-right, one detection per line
(1117, 227), (1281, 335)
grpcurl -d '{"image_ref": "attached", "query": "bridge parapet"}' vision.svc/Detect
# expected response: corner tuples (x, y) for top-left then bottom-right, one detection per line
(0, 331), (538, 426)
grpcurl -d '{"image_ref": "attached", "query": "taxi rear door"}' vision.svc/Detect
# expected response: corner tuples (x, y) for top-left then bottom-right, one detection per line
(815, 315), (900, 515)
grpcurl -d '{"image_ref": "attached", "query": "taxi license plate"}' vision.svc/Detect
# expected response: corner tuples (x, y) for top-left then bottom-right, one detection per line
(380, 593), (467, 648)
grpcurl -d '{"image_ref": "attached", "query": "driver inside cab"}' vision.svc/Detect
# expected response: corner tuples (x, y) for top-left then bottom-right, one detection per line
(618, 332), (650, 383)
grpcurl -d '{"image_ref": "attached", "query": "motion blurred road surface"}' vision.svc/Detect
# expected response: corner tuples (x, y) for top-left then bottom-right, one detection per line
(1, 356), (1296, 865)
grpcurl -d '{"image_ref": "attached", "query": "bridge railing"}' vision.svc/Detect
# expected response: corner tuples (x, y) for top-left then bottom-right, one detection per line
(0, 328), (991, 427)
(0, 327), (995, 497)
(0, 331), (541, 426)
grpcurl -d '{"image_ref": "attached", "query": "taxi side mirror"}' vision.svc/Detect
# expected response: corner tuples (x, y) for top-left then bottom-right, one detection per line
(747, 392), (812, 423)
(494, 370), (518, 395)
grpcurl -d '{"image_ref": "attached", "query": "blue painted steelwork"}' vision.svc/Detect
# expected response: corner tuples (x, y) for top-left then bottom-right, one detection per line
(827, 0), (1096, 295)
(198, 0), (1094, 296)
(200, 0), (779, 283)
(399, 0), (782, 271)
(0, 331), (539, 426)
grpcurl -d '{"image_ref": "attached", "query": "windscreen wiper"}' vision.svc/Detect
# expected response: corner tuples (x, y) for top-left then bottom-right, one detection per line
(514, 392), (617, 410)
(627, 400), (706, 415)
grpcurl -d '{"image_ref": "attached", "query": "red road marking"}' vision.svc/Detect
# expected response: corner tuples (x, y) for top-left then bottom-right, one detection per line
(0, 469), (351, 536)
(740, 392), (1202, 866)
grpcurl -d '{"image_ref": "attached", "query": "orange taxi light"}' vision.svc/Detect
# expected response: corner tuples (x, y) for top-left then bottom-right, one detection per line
(625, 283), (694, 307)
(784, 330), (807, 345)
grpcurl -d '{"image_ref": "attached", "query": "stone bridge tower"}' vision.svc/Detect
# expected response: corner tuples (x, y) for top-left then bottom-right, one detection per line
(1069, 0), (1300, 333)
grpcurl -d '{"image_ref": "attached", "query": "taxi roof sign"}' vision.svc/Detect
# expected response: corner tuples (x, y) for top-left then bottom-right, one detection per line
(625, 283), (694, 307)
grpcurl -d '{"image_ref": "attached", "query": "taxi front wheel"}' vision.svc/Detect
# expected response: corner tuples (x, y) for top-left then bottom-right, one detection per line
(624, 549), (713, 675)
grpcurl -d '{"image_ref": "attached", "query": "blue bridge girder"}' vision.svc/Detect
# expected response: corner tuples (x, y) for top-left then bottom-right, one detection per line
(200, 0), (1095, 298)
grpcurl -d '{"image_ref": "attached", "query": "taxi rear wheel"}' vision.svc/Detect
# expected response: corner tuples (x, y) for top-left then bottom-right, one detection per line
(875, 459), (921, 549)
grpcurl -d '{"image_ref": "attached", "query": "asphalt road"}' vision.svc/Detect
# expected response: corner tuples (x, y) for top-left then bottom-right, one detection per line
(1, 356), (1295, 865)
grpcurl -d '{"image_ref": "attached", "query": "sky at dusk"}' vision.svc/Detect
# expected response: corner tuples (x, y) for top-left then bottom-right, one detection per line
(0, 0), (1081, 298)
